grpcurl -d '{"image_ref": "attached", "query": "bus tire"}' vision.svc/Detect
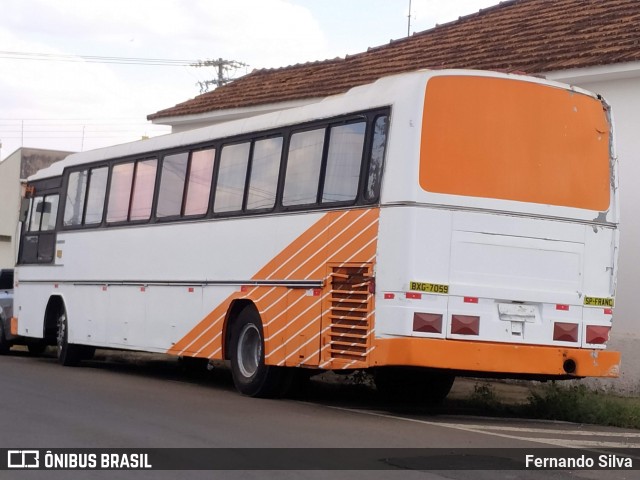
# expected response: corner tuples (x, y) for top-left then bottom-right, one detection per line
(229, 305), (285, 398)
(375, 367), (455, 405)
(56, 309), (83, 367)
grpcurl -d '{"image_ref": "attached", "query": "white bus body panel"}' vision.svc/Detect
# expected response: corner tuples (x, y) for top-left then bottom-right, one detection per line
(14, 69), (619, 368)
(375, 206), (616, 349)
(17, 212), (322, 351)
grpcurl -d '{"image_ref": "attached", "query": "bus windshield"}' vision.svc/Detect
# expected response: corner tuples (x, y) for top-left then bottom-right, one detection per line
(420, 75), (611, 211)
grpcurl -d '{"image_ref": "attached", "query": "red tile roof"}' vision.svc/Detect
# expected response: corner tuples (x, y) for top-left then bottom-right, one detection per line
(148, 0), (640, 120)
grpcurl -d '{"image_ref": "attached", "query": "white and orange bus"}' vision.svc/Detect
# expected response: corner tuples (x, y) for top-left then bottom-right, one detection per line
(12, 69), (620, 402)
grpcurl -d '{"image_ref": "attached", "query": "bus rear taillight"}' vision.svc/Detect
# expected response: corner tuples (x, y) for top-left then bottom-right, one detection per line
(413, 313), (442, 333)
(553, 322), (578, 342)
(451, 315), (480, 335)
(586, 325), (611, 345)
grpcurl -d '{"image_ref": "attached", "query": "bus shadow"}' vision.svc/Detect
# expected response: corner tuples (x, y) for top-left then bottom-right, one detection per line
(25, 347), (513, 417)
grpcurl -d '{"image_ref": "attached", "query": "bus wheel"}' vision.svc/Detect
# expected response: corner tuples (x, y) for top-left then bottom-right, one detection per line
(229, 305), (285, 398)
(374, 367), (455, 405)
(56, 310), (82, 367)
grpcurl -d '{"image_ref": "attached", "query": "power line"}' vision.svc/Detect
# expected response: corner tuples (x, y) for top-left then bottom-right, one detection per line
(0, 50), (199, 66)
(193, 58), (248, 93)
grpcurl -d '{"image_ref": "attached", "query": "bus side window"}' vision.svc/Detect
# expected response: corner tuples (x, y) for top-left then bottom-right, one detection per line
(22, 194), (60, 264)
(64, 171), (88, 226)
(247, 137), (282, 211)
(157, 152), (189, 218)
(214, 143), (250, 213)
(63, 167), (108, 227)
(29, 194), (58, 231)
(283, 129), (325, 206)
(184, 148), (215, 216)
(40, 195), (59, 231)
(107, 163), (135, 223)
(365, 115), (389, 202)
(84, 167), (108, 225)
(322, 122), (366, 203)
(29, 196), (44, 232)
(129, 159), (157, 221)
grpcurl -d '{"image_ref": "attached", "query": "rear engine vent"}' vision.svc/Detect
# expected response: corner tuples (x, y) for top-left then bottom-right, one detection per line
(327, 264), (373, 364)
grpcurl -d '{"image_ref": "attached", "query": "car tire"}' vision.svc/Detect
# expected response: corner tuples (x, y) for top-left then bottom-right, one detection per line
(0, 321), (10, 355)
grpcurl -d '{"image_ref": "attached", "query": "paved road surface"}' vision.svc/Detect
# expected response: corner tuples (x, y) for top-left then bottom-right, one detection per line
(1, 349), (638, 479)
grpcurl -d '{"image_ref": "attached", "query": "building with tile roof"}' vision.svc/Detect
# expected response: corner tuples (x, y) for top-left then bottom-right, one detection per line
(149, 0), (640, 128)
(149, 0), (640, 391)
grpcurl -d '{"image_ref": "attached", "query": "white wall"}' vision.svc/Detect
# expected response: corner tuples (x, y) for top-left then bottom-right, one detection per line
(547, 72), (640, 392)
(0, 151), (21, 268)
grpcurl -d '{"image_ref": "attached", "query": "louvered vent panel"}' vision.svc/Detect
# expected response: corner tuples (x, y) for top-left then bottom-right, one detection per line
(328, 264), (372, 363)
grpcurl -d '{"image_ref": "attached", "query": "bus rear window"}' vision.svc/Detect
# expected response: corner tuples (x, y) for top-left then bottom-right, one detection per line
(420, 76), (611, 211)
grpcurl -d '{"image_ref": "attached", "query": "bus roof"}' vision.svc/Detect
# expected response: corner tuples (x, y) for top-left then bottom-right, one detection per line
(29, 69), (601, 182)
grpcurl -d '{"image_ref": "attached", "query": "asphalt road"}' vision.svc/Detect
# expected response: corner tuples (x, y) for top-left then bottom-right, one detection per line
(1, 348), (638, 480)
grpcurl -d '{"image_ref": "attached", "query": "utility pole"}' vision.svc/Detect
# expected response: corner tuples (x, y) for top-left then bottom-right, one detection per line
(192, 58), (248, 93)
(407, 0), (412, 36)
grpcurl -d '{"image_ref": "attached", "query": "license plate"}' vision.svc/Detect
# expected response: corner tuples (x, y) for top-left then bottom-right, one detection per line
(409, 281), (449, 294)
(584, 296), (614, 307)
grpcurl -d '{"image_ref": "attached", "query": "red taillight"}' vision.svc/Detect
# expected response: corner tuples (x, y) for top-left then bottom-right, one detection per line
(413, 313), (443, 333)
(586, 325), (611, 344)
(464, 297), (478, 304)
(556, 304), (569, 311)
(384, 293), (395, 300)
(553, 322), (578, 342)
(406, 292), (422, 300)
(451, 315), (480, 335)
(604, 308), (613, 315)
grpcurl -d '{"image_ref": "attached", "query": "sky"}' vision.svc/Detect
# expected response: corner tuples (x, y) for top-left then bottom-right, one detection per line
(0, 0), (501, 162)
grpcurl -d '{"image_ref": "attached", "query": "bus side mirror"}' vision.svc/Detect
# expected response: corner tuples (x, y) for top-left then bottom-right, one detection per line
(20, 198), (31, 223)
(36, 201), (51, 214)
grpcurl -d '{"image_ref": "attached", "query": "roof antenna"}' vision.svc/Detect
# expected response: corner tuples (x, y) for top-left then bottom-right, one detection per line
(407, 0), (412, 36)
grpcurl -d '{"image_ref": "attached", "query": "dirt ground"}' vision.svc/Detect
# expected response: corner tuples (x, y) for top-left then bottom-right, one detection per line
(449, 377), (533, 404)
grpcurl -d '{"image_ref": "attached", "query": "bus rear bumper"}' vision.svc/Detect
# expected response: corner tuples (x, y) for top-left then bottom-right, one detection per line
(371, 337), (620, 378)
